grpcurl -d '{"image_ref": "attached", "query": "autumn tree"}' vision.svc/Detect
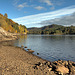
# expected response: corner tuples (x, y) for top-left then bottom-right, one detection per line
(4, 13), (8, 18)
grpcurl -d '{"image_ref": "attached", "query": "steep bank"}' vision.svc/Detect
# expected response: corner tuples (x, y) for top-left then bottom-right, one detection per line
(0, 42), (75, 75)
(0, 27), (18, 41)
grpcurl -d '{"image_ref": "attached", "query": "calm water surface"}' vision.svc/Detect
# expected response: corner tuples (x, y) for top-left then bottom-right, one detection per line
(14, 35), (75, 62)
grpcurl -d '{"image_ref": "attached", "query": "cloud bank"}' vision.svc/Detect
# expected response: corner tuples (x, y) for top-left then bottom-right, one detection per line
(40, 12), (75, 26)
(13, 5), (75, 28)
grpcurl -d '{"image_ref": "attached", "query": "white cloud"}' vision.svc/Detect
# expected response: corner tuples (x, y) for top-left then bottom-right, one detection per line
(40, 0), (53, 6)
(13, 5), (75, 28)
(34, 6), (45, 10)
(18, 5), (24, 8)
(17, 3), (29, 9)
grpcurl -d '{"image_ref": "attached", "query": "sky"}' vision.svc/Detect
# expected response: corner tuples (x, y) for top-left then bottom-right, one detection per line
(0, 0), (75, 28)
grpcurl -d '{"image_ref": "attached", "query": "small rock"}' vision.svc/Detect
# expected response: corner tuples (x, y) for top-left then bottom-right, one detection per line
(58, 72), (63, 75)
(40, 63), (43, 66)
(37, 53), (39, 55)
(47, 62), (51, 65)
(6, 68), (9, 71)
(27, 49), (31, 50)
(35, 62), (41, 66)
(57, 60), (63, 65)
(25, 46), (27, 48)
(44, 61), (48, 65)
(48, 68), (52, 72)
(28, 50), (34, 53)
(49, 65), (52, 68)
(37, 65), (39, 69)
(51, 62), (57, 68)
(53, 61), (58, 65)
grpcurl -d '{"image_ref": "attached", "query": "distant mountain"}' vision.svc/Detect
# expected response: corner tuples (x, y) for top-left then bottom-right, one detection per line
(27, 24), (75, 35)
(41, 24), (63, 30)
(0, 13), (27, 34)
(28, 27), (40, 30)
(28, 24), (63, 30)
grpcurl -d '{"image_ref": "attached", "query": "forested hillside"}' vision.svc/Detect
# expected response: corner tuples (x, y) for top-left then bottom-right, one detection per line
(28, 24), (75, 35)
(0, 13), (27, 34)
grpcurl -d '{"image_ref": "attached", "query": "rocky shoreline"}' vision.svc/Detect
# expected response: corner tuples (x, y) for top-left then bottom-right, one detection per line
(0, 40), (75, 75)
(0, 27), (75, 75)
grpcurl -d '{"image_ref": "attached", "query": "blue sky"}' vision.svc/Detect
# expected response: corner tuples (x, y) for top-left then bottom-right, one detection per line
(0, 0), (75, 28)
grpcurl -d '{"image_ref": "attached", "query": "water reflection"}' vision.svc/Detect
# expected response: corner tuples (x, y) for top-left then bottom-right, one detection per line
(14, 35), (27, 47)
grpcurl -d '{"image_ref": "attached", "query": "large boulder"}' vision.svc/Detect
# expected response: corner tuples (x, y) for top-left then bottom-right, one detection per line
(56, 65), (69, 74)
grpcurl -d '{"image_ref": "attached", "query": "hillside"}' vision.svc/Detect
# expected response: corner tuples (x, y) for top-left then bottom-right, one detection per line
(0, 13), (27, 34)
(28, 24), (75, 35)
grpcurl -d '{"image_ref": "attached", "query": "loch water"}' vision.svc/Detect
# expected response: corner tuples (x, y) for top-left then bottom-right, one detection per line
(14, 35), (75, 62)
